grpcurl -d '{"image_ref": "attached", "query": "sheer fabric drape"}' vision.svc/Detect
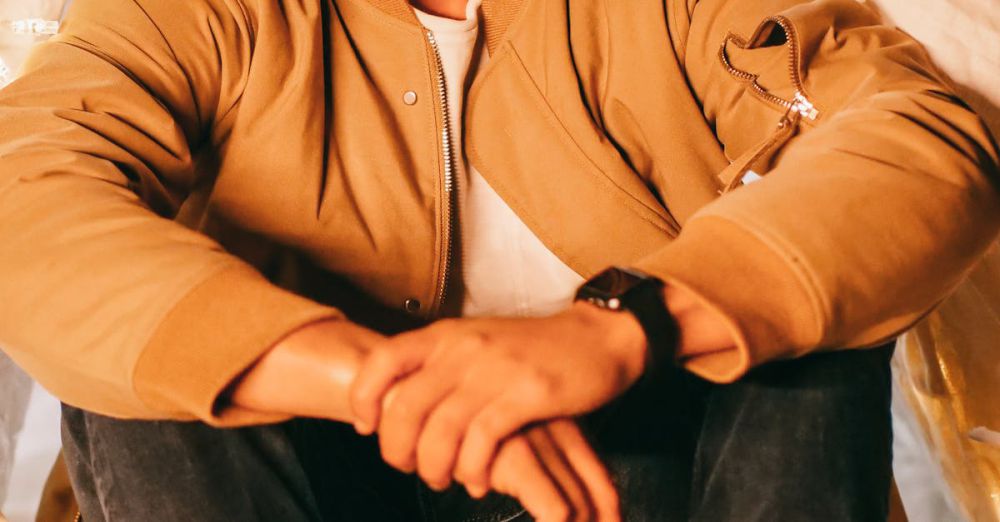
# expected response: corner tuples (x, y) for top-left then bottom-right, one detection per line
(875, 1), (1000, 520)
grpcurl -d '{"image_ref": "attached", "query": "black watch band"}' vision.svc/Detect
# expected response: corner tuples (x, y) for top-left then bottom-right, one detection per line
(575, 267), (680, 376)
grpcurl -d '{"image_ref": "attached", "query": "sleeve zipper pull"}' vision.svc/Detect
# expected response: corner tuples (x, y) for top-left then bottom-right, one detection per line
(791, 91), (818, 121)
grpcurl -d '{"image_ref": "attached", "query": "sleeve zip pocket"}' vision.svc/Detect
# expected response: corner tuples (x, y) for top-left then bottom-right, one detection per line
(715, 16), (822, 193)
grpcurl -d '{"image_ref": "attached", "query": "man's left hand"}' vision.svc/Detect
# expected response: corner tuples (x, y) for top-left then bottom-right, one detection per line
(349, 301), (647, 495)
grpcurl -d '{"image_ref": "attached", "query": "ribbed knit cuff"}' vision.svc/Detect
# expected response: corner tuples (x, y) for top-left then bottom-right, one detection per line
(133, 264), (344, 427)
(634, 215), (824, 383)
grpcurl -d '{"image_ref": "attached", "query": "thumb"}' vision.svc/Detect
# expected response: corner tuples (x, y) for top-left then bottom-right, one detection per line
(349, 335), (434, 434)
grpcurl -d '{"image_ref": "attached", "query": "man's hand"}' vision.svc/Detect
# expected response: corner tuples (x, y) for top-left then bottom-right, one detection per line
(490, 420), (620, 522)
(349, 301), (647, 494)
(231, 317), (621, 520)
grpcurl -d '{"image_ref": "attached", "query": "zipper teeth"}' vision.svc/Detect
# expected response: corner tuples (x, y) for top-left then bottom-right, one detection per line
(771, 16), (819, 121)
(717, 16), (818, 120)
(771, 17), (804, 93)
(426, 30), (457, 311)
(718, 44), (793, 110)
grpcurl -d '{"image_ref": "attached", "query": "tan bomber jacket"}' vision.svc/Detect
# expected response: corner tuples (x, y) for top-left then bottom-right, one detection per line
(0, 0), (997, 426)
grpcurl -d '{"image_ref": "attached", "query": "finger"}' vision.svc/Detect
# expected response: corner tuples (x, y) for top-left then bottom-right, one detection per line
(490, 436), (571, 522)
(350, 337), (433, 434)
(526, 426), (593, 522)
(415, 386), (495, 491)
(454, 388), (548, 491)
(377, 364), (458, 473)
(547, 420), (620, 522)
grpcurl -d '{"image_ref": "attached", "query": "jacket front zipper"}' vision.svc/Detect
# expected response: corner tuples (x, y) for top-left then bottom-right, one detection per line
(426, 30), (458, 315)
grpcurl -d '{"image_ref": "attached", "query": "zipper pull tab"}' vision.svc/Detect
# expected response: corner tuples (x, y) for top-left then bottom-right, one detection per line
(778, 104), (802, 130)
(790, 91), (818, 121)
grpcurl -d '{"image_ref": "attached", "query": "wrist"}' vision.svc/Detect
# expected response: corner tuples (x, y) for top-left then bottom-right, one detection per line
(230, 319), (385, 421)
(571, 300), (648, 382)
(662, 284), (739, 358)
(575, 267), (680, 381)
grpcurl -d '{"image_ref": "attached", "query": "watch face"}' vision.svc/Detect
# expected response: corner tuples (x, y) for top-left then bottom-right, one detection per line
(579, 267), (676, 372)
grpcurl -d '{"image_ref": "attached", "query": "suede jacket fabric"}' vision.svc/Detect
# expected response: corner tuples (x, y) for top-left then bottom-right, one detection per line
(0, 0), (997, 426)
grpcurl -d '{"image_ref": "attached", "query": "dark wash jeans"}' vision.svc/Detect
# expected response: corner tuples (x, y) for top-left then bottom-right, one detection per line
(62, 345), (894, 522)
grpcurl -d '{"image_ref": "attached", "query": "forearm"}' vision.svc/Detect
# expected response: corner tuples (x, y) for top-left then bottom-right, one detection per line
(664, 284), (738, 359)
(230, 319), (384, 423)
(226, 288), (732, 425)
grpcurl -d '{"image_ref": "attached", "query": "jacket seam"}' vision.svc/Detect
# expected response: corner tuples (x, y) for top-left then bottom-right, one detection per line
(214, 0), (257, 131)
(53, 39), (164, 110)
(128, 259), (245, 411)
(125, 0), (208, 133)
(598, 0), (612, 120)
(504, 46), (673, 230)
(203, 0), (257, 139)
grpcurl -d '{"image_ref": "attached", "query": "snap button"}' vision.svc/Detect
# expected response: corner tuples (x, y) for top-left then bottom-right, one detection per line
(404, 298), (422, 313)
(403, 91), (418, 105)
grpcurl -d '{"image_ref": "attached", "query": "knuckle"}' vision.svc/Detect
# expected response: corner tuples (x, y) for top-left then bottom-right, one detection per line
(386, 394), (419, 422)
(367, 348), (399, 371)
(462, 331), (490, 350)
(504, 433), (530, 457)
(433, 410), (464, 438)
(444, 332), (486, 359)
(468, 414), (501, 443)
(353, 373), (383, 395)
(349, 385), (372, 406)
(455, 442), (489, 483)
(418, 423), (456, 463)
(453, 459), (479, 485)
(519, 371), (554, 401)
(416, 446), (443, 476)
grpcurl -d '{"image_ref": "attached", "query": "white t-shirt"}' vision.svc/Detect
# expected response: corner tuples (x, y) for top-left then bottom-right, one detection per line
(413, 1), (585, 319)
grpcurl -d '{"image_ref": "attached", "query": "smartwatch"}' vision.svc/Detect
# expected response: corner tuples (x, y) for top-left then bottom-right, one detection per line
(575, 266), (680, 376)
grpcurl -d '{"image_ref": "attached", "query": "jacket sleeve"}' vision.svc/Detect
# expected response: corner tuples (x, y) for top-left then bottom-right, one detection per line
(0, 0), (342, 426)
(634, 0), (1000, 381)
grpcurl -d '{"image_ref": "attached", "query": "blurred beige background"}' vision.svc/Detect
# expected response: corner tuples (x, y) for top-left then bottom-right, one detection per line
(0, 3), (68, 519)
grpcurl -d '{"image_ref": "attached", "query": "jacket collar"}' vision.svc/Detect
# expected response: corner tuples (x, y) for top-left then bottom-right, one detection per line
(363, 0), (525, 53)
(364, 0), (418, 22)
